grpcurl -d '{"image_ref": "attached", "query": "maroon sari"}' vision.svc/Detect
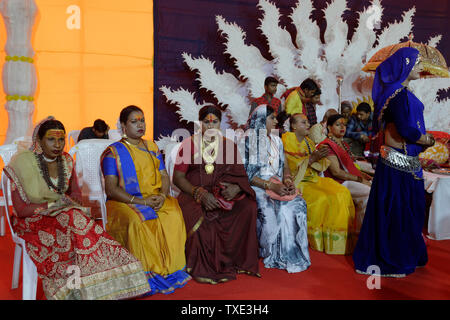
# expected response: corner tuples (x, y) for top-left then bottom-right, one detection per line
(174, 136), (260, 284)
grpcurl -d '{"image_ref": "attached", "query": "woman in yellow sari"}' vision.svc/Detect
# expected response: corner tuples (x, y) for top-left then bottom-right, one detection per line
(101, 105), (190, 295)
(282, 114), (356, 255)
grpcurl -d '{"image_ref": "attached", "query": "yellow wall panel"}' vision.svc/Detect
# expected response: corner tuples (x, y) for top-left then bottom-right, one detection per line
(0, 0), (154, 146)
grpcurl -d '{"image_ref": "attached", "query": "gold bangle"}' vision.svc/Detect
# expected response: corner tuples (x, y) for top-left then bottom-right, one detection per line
(130, 195), (135, 204)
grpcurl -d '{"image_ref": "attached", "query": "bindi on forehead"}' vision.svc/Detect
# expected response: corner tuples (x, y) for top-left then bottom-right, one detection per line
(204, 114), (218, 122)
(129, 114), (144, 122)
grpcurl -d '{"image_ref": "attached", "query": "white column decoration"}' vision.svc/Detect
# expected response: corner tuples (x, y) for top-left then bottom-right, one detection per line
(0, 0), (37, 144)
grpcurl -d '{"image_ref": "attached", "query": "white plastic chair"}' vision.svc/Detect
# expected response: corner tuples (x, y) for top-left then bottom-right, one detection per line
(13, 136), (32, 149)
(68, 130), (81, 149)
(69, 139), (113, 230)
(0, 143), (18, 237)
(165, 142), (182, 198)
(108, 129), (122, 141)
(1, 171), (39, 300)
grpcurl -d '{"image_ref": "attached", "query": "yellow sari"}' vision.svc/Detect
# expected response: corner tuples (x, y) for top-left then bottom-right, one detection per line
(102, 139), (190, 294)
(282, 132), (356, 255)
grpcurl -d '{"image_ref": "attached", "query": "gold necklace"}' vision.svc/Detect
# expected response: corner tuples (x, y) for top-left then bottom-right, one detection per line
(123, 138), (141, 147)
(202, 137), (219, 174)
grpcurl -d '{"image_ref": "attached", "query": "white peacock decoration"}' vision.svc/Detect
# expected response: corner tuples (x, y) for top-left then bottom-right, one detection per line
(156, 0), (450, 154)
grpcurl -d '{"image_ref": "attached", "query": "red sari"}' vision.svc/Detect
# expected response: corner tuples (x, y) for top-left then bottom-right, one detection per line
(318, 138), (362, 183)
(174, 136), (260, 284)
(4, 151), (150, 300)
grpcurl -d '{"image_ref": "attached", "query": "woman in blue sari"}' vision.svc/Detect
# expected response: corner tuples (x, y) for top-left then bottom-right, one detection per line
(238, 105), (310, 273)
(353, 48), (436, 277)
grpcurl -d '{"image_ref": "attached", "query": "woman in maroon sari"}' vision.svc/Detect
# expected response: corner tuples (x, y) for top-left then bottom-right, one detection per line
(173, 105), (260, 284)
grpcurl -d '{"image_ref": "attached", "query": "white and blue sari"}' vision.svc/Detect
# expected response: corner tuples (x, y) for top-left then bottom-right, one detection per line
(238, 105), (311, 273)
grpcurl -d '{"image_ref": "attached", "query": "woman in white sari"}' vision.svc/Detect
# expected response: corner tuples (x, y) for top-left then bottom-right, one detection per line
(238, 105), (310, 273)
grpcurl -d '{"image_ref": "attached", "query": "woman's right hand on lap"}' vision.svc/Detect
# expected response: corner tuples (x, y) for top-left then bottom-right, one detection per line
(269, 183), (290, 196)
(201, 193), (221, 211)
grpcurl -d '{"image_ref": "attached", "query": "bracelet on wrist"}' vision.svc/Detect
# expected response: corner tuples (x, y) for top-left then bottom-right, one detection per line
(197, 190), (207, 203)
(194, 186), (207, 203)
(192, 186), (199, 199)
(130, 195), (135, 204)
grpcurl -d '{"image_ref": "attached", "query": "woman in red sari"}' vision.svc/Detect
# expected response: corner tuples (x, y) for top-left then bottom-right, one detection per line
(318, 114), (372, 232)
(3, 117), (150, 300)
(173, 105), (260, 284)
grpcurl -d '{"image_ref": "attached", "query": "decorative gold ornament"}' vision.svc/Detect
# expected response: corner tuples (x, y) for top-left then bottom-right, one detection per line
(205, 163), (215, 174)
(350, 95), (375, 115)
(202, 137), (219, 174)
(362, 35), (449, 78)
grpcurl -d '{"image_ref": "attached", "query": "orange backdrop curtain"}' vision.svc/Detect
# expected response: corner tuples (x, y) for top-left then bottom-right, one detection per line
(0, 0), (154, 145)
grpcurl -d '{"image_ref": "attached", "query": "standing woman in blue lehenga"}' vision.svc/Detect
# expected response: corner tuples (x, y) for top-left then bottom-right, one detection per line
(353, 47), (436, 277)
(238, 105), (311, 273)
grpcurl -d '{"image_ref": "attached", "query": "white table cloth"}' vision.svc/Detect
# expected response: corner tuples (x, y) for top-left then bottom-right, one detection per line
(424, 171), (450, 240)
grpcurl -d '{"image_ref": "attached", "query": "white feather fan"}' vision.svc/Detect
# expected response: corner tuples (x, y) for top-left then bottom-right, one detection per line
(216, 15), (274, 98)
(427, 35), (442, 48)
(323, 0), (349, 75)
(366, 7), (416, 60)
(409, 78), (450, 132)
(160, 0), (449, 137)
(183, 53), (251, 126)
(257, 0), (308, 88)
(160, 86), (206, 124)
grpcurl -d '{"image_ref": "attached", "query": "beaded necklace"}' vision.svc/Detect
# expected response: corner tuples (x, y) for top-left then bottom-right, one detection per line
(36, 153), (66, 194)
(328, 136), (355, 162)
(304, 138), (312, 155)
